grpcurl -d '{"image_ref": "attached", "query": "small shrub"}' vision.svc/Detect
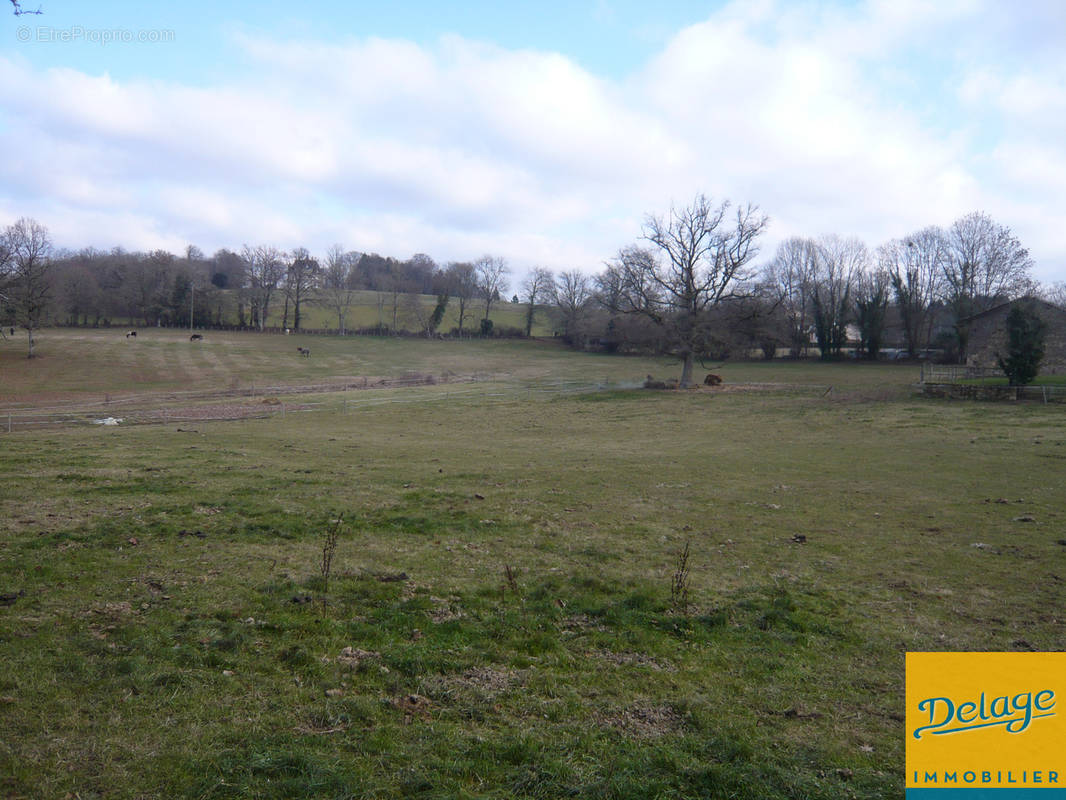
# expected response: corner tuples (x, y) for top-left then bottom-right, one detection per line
(320, 514), (343, 593)
(670, 541), (692, 616)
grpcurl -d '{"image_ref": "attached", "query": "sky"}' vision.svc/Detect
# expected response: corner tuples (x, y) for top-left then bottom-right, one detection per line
(1, 0), (1064, 284)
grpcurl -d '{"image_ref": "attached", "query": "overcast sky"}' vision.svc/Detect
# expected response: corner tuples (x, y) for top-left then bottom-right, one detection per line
(2, 0), (1064, 283)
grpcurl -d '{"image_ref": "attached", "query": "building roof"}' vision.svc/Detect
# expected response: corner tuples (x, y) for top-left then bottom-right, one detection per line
(959, 296), (1066, 325)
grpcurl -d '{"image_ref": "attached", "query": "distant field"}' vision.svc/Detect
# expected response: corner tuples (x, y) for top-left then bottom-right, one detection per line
(2, 334), (1063, 798)
(291, 291), (554, 336)
(67, 290), (555, 336)
(0, 327), (920, 407)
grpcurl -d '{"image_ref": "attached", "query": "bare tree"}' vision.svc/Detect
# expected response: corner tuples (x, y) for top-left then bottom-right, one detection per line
(474, 255), (510, 321)
(318, 244), (361, 334)
(1, 218), (53, 358)
(242, 245), (286, 331)
(853, 265), (891, 359)
(554, 270), (593, 347)
(521, 267), (554, 337)
(1039, 281), (1066, 308)
(283, 248), (320, 332)
(879, 227), (947, 357)
(444, 261), (477, 337)
(810, 235), (865, 360)
(55, 259), (104, 327)
(943, 211), (1034, 361)
(609, 195), (768, 386)
(763, 238), (818, 357)
(402, 291), (434, 336)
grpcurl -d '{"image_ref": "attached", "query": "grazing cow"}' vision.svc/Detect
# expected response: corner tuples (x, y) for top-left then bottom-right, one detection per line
(297, 346), (310, 357)
(126, 330), (137, 338)
(189, 333), (203, 341)
(704, 373), (722, 386)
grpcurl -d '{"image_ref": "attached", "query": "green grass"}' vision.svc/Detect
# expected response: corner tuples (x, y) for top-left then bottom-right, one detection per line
(2, 332), (1064, 798)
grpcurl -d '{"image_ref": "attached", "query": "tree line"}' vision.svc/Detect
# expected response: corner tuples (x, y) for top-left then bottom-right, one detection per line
(564, 201), (1055, 384)
(0, 227), (527, 349)
(2, 205), (1061, 373)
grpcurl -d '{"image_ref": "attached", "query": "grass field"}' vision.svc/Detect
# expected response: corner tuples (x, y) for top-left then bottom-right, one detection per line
(2, 330), (1065, 798)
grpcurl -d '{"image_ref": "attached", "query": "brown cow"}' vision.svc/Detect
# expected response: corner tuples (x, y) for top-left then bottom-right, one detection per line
(704, 373), (722, 386)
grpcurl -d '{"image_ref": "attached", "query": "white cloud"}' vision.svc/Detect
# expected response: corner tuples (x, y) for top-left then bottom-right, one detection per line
(0, 0), (1063, 283)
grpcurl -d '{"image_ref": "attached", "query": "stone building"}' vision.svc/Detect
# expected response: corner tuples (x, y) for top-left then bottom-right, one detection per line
(963, 297), (1066, 375)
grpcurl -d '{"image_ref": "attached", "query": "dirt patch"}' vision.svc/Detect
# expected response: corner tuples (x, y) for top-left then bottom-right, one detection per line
(390, 693), (434, 722)
(591, 649), (676, 672)
(334, 647), (381, 669)
(560, 613), (608, 633)
(428, 597), (465, 623)
(601, 702), (685, 738)
(449, 666), (527, 694)
(84, 601), (135, 619)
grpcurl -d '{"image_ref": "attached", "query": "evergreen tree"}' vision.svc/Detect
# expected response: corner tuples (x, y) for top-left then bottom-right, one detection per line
(997, 303), (1046, 386)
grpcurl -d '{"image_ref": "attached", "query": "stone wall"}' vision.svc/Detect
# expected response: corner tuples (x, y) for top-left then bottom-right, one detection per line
(965, 299), (1066, 375)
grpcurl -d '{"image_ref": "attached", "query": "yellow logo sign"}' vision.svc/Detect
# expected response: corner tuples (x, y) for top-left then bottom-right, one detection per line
(906, 652), (1066, 789)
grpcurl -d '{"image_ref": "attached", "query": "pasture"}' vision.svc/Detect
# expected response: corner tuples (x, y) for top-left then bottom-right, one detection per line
(2, 330), (1064, 798)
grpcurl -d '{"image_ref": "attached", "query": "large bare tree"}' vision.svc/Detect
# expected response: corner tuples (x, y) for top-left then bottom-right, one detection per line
(853, 265), (891, 360)
(609, 195), (768, 386)
(763, 237), (818, 357)
(444, 261), (477, 337)
(878, 227), (946, 357)
(318, 245), (361, 334)
(810, 235), (865, 360)
(2, 218), (54, 358)
(474, 254), (510, 321)
(283, 248), (320, 332)
(554, 270), (592, 347)
(943, 212), (1034, 361)
(521, 267), (554, 337)
(242, 245), (286, 331)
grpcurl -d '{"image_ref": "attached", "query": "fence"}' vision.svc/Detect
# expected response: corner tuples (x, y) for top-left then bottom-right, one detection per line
(919, 363), (1003, 383)
(919, 382), (1066, 403)
(917, 362), (1066, 403)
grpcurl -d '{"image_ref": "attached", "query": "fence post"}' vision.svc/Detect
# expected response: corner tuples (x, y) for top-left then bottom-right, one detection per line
(7, 413), (10, 433)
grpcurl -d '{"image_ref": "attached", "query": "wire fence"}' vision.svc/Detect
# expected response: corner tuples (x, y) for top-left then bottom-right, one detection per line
(917, 363), (1066, 403)
(919, 364), (1003, 383)
(919, 382), (1066, 403)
